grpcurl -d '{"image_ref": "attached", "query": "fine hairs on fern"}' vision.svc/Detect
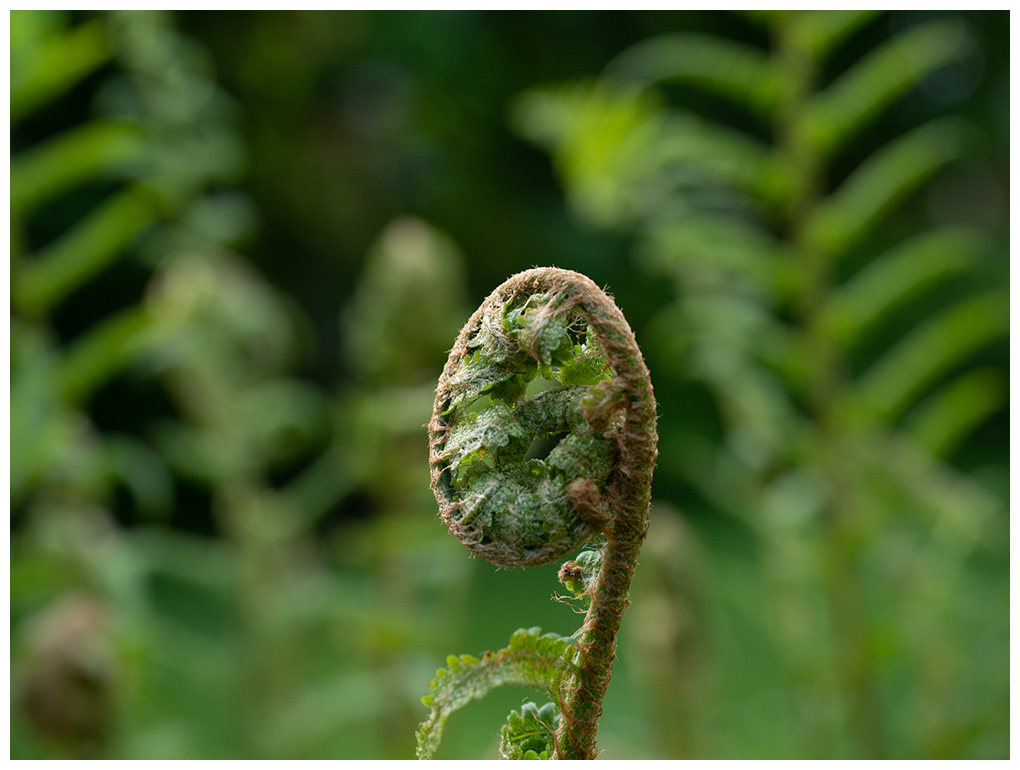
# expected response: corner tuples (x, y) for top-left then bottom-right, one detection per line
(420, 267), (657, 760)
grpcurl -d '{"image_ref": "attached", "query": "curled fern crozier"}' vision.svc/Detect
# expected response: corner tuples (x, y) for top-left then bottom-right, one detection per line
(428, 267), (656, 568)
(427, 266), (657, 759)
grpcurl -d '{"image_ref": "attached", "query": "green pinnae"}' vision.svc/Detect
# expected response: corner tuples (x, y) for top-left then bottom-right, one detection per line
(438, 319), (616, 566)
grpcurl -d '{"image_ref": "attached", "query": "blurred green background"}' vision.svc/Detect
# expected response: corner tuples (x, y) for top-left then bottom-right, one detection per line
(10, 10), (1008, 760)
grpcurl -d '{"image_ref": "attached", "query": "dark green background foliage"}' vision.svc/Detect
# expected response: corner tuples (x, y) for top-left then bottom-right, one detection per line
(10, 10), (1008, 759)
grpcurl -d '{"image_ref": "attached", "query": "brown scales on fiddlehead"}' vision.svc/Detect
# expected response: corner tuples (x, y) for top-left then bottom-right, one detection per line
(423, 267), (657, 760)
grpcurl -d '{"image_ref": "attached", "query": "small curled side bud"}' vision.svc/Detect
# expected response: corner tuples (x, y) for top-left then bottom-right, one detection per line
(558, 549), (602, 600)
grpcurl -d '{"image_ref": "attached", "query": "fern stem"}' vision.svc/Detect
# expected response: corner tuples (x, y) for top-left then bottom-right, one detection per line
(559, 529), (646, 759)
(773, 13), (887, 759)
(533, 270), (657, 760)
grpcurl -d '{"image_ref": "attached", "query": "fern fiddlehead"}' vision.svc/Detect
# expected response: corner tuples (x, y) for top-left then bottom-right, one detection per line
(422, 267), (657, 759)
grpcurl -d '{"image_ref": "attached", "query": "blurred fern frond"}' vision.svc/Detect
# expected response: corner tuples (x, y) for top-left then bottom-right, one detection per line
(512, 9), (1007, 760)
(11, 14), (478, 761)
(11, 10), (245, 508)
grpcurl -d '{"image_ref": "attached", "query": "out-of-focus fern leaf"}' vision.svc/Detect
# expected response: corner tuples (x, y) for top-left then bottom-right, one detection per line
(499, 702), (559, 760)
(510, 81), (659, 161)
(692, 345), (802, 469)
(656, 114), (781, 205)
(11, 121), (145, 215)
(686, 293), (792, 367)
(759, 468), (824, 533)
(869, 434), (1002, 548)
(344, 217), (470, 386)
(666, 433), (757, 517)
(10, 323), (76, 503)
(511, 82), (663, 227)
(807, 117), (971, 255)
(793, 10), (884, 60)
(851, 292), (1007, 424)
(825, 227), (993, 344)
(639, 216), (784, 296)
(805, 20), (973, 154)
(56, 306), (161, 405)
(606, 33), (780, 116)
(103, 435), (175, 520)
(415, 628), (575, 760)
(906, 368), (1006, 458)
(14, 187), (163, 316)
(232, 379), (330, 470)
(514, 80), (782, 226)
(11, 15), (111, 121)
(261, 670), (397, 757)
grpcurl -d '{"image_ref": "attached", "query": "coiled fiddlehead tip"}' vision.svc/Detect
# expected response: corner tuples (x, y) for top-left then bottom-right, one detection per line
(428, 267), (656, 569)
